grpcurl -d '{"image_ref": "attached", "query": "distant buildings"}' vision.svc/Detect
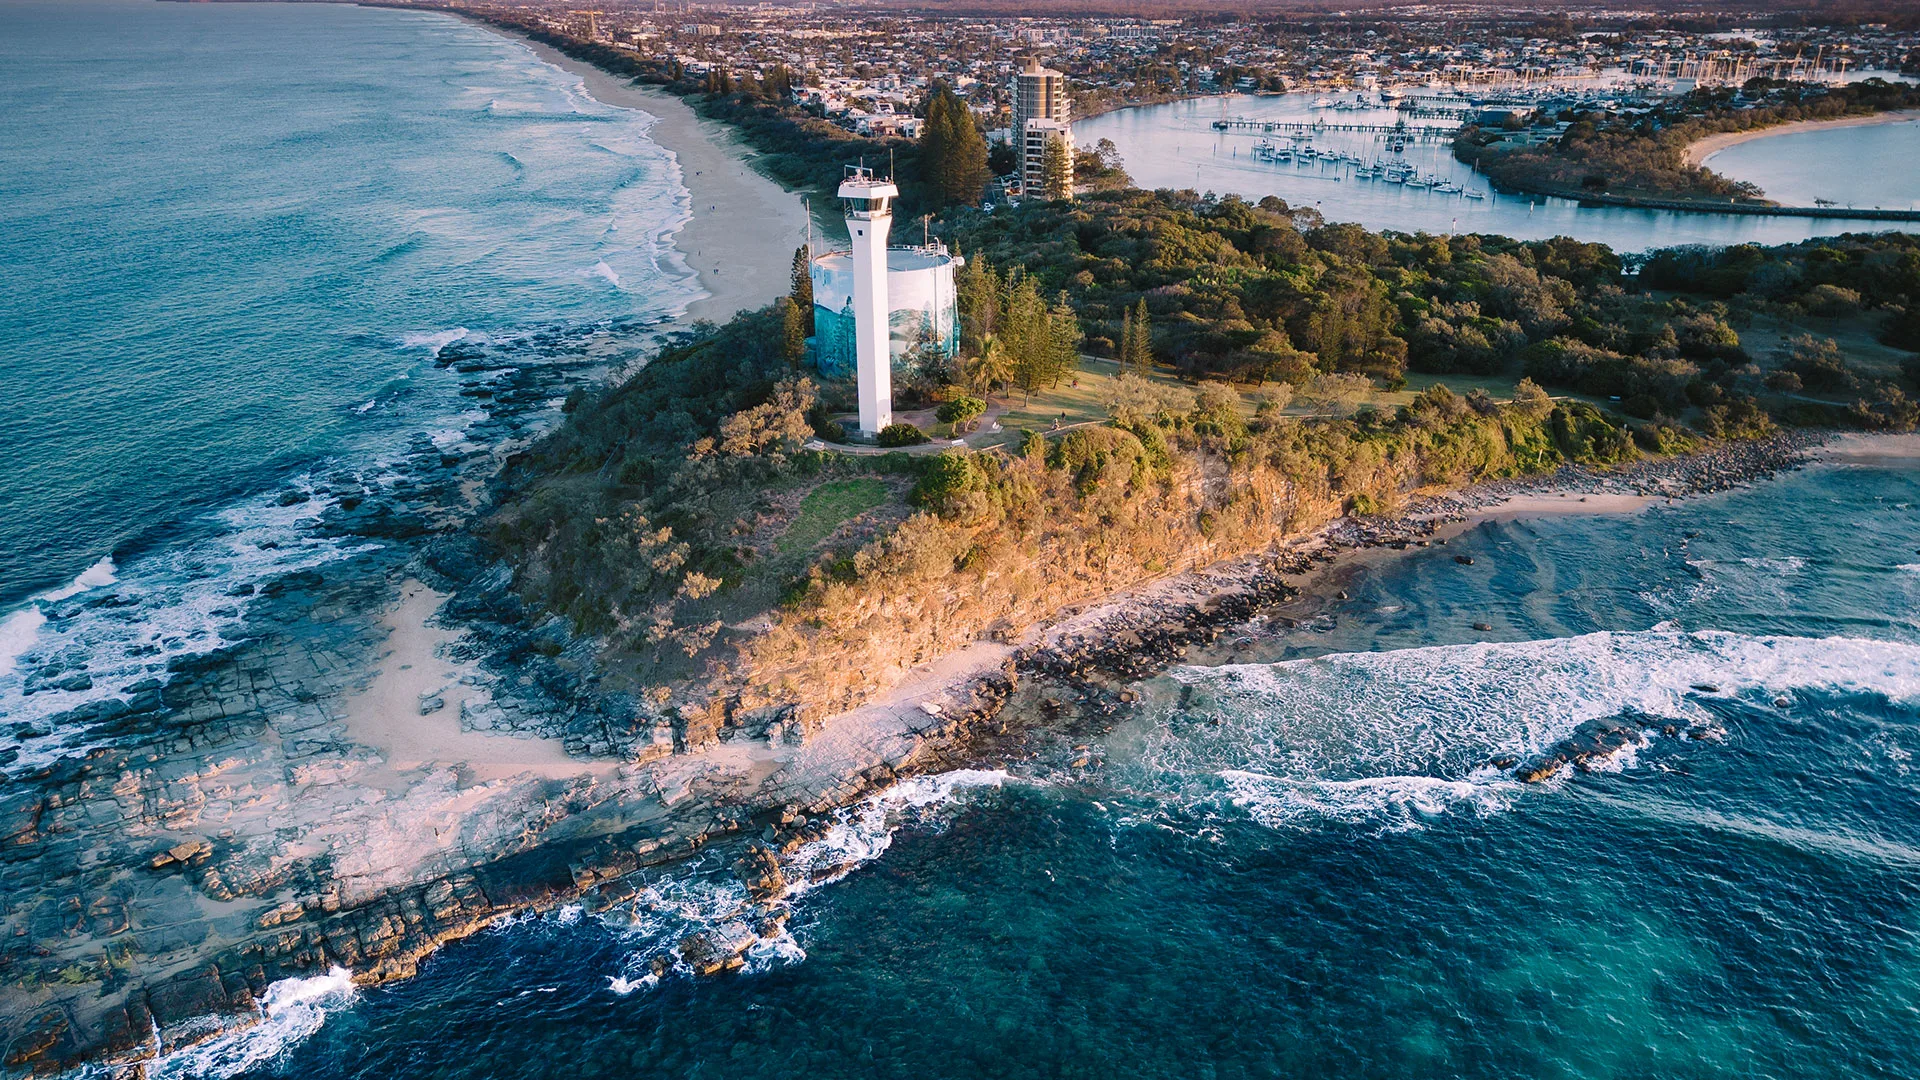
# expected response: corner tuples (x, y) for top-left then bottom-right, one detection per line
(1012, 58), (1072, 196)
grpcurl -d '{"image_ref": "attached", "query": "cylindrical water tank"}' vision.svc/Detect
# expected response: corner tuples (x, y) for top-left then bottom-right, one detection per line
(809, 246), (964, 380)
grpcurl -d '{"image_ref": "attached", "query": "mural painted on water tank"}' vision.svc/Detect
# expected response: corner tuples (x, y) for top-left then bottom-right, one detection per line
(810, 244), (963, 380)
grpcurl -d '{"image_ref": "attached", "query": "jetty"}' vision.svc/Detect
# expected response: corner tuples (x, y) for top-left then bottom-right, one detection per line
(1211, 118), (1459, 142)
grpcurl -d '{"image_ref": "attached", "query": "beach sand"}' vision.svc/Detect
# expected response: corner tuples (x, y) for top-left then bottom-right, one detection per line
(340, 581), (608, 782)
(1812, 431), (1920, 466)
(1685, 109), (1920, 170)
(481, 25), (811, 326)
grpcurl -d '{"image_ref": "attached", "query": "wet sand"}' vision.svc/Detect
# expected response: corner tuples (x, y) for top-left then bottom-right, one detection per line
(339, 581), (596, 781)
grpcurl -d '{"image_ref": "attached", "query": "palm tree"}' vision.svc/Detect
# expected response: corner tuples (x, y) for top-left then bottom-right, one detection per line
(966, 334), (1013, 400)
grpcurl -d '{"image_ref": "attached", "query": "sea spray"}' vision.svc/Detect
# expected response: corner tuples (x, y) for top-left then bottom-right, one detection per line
(145, 968), (357, 1080)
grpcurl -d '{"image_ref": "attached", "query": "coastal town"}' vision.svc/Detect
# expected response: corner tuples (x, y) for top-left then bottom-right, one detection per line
(3, 1), (1920, 1076)
(460, 1), (1920, 138)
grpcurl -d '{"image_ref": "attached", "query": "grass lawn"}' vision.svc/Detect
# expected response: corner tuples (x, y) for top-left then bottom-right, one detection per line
(776, 478), (889, 554)
(966, 357), (1205, 447)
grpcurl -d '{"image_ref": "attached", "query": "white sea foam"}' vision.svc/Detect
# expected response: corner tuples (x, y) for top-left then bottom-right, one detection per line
(1898, 563), (1920, 575)
(589, 260), (621, 287)
(0, 482), (379, 772)
(146, 968), (356, 1080)
(400, 327), (470, 357)
(1149, 630), (1920, 831)
(40, 556), (119, 601)
(1218, 767), (1519, 833)
(0, 558), (119, 678)
(599, 769), (1009, 993)
(781, 768), (1010, 895)
(0, 608), (47, 680)
(1740, 555), (1807, 574)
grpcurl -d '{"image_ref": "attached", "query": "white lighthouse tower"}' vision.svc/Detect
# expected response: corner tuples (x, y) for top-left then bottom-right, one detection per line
(838, 165), (899, 438)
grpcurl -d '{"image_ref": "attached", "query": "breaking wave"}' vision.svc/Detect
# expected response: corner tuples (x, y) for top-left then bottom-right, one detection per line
(146, 968), (357, 1080)
(1144, 629), (1920, 831)
(600, 770), (1010, 993)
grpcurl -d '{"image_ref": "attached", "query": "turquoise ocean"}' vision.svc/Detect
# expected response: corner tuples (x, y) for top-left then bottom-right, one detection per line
(4, 5), (1920, 1080)
(0, 0), (697, 730)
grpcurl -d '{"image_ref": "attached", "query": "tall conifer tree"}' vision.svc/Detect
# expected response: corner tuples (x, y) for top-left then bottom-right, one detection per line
(918, 84), (989, 210)
(790, 246), (814, 335)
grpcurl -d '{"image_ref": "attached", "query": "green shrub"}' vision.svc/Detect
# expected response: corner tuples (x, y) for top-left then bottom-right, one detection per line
(935, 396), (987, 425)
(877, 422), (931, 447)
(911, 451), (983, 515)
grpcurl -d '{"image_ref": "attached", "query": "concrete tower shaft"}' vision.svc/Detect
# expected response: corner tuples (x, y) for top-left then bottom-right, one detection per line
(838, 166), (898, 437)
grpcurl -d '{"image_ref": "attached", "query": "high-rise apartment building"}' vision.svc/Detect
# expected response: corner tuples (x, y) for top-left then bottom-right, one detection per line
(1011, 58), (1071, 196)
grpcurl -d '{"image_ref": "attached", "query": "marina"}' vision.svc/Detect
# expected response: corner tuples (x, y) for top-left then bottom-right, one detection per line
(1077, 91), (1920, 250)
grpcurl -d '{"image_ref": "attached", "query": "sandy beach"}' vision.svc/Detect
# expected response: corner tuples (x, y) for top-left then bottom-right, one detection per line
(333, 19), (813, 781)
(478, 24), (810, 326)
(340, 581), (607, 782)
(1685, 109), (1920, 169)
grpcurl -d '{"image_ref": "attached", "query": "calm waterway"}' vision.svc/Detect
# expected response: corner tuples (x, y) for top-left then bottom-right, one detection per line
(1703, 115), (1920, 212)
(1077, 94), (1919, 250)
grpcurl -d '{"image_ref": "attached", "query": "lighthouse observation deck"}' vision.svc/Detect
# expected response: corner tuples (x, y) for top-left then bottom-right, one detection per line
(837, 165), (898, 219)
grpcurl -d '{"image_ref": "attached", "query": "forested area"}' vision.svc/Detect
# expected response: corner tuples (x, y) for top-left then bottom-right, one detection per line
(471, 23), (1920, 727)
(946, 189), (1920, 431)
(482, 196), (1920, 724)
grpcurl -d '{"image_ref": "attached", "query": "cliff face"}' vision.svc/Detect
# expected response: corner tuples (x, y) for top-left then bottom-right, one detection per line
(696, 445), (1350, 742)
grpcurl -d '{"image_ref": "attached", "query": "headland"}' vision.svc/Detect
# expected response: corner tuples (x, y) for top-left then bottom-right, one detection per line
(6, 8), (1920, 1077)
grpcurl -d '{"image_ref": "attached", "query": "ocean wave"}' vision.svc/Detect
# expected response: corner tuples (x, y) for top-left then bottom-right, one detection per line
(1145, 629), (1920, 831)
(599, 770), (1010, 993)
(399, 327), (471, 356)
(588, 260), (621, 288)
(39, 556), (120, 602)
(0, 558), (117, 678)
(145, 967), (357, 1080)
(0, 607), (47, 680)
(0, 485), (382, 770)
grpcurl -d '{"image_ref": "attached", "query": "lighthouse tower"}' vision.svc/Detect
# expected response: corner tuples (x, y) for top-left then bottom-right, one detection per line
(838, 165), (899, 438)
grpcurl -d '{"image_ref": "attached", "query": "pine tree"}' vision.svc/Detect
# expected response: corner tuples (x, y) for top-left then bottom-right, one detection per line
(918, 83), (989, 210)
(1126, 298), (1153, 372)
(1039, 134), (1073, 201)
(779, 297), (807, 370)
(790, 246), (814, 335)
(1046, 292), (1082, 388)
(1117, 306), (1136, 370)
(956, 253), (999, 356)
(1003, 272), (1049, 402)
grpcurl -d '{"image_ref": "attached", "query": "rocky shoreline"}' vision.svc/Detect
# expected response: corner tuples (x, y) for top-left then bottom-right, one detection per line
(0, 425), (1820, 1075)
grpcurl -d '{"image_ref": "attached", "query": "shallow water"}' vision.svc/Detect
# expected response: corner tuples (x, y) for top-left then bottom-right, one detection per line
(0, 0), (695, 728)
(1076, 94), (1917, 249)
(1703, 118), (1920, 212)
(199, 460), (1920, 1080)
